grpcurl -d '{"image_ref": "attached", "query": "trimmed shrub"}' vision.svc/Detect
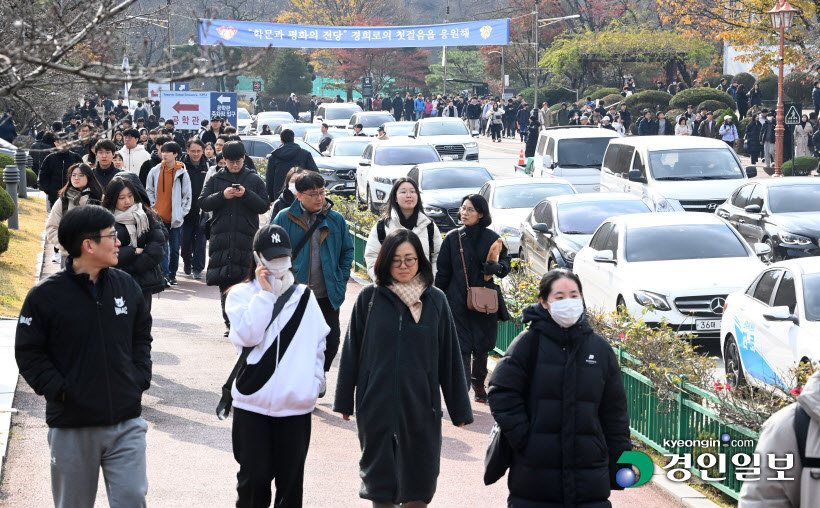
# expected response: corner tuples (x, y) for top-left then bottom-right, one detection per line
(733, 72), (756, 90)
(0, 187), (14, 222)
(0, 153), (13, 169)
(519, 87), (577, 108)
(600, 93), (625, 108)
(781, 156), (819, 176)
(26, 168), (36, 188)
(737, 117), (752, 154)
(697, 100), (732, 115)
(784, 71), (813, 105)
(756, 75), (778, 101)
(581, 84), (604, 98)
(0, 222), (9, 255)
(666, 109), (685, 122)
(591, 87), (621, 100)
(670, 87), (737, 111)
(624, 90), (672, 121)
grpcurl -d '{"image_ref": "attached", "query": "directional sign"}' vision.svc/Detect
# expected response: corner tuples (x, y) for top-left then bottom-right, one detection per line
(148, 82), (171, 101)
(160, 91), (210, 130)
(784, 103), (802, 126)
(211, 92), (237, 126)
(173, 82), (191, 91)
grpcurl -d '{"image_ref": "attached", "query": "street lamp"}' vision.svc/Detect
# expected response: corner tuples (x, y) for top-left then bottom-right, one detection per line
(532, 12), (580, 109)
(768, 0), (797, 178)
(488, 50), (504, 96)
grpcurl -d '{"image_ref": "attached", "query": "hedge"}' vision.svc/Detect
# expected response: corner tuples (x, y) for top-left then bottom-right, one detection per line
(519, 87), (577, 108)
(670, 87), (737, 111)
(591, 87), (621, 100)
(0, 187), (14, 222)
(733, 72), (756, 90)
(581, 84), (605, 98)
(756, 75), (778, 102)
(781, 156), (819, 176)
(623, 90), (672, 120)
(737, 117), (752, 154)
(0, 222), (8, 255)
(26, 168), (36, 188)
(600, 93), (625, 108)
(0, 153), (13, 170)
(784, 71), (814, 105)
(697, 100), (734, 115)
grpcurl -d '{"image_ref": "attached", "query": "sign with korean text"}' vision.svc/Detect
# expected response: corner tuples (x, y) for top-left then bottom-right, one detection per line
(197, 19), (510, 48)
(211, 92), (237, 127)
(148, 82), (171, 101)
(160, 91), (210, 130)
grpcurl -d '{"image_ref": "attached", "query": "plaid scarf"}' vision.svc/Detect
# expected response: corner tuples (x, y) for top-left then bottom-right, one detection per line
(387, 276), (427, 323)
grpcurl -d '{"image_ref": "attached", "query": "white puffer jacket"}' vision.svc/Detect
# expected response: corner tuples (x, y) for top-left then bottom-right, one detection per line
(364, 207), (442, 281)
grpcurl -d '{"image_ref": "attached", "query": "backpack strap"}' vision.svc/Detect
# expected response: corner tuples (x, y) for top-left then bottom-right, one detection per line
(377, 217), (387, 243)
(427, 221), (435, 263)
(61, 196), (69, 215)
(793, 405), (820, 468)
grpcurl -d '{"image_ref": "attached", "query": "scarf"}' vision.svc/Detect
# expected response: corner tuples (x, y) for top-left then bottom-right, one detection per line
(114, 203), (150, 247)
(387, 275), (426, 323)
(396, 208), (419, 230)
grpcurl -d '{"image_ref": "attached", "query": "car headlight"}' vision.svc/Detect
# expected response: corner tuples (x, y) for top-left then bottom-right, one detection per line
(496, 225), (519, 236)
(654, 198), (674, 212)
(373, 176), (393, 184)
(424, 205), (445, 217)
(464, 142), (478, 148)
(633, 290), (671, 311)
(563, 250), (577, 260)
(318, 168), (335, 176)
(780, 231), (813, 246)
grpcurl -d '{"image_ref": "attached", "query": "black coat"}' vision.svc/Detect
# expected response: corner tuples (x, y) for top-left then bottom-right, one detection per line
(404, 99), (414, 120)
(38, 150), (83, 202)
(93, 164), (122, 191)
(139, 152), (161, 188)
(749, 88), (763, 106)
(265, 142), (319, 202)
(434, 226), (511, 353)
(181, 153), (210, 222)
(30, 140), (54, 175)
(15, 263), (152, 428)
(334, 284), (473, 504)
(488, 304), (631, 507)
(392, 97), (403, 117)
(525, 122), (540, 158)
(270, 189), (295, 219)
(745, 121), (763, 153)
(113, 213), (166, 294)
(760, 120), (776, 144)
(199, 167), (269, 287)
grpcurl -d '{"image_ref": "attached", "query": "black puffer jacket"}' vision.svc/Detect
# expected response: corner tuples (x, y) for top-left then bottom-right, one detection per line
(199, 166), (269, 287)
(434, 226), (511, 353)
(270, 189), (295, 220)
(113, 210), (166, 294)
(488, 304), (631, 508)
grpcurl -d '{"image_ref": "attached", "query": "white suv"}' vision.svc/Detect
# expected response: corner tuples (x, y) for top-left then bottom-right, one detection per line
(409, 118), (479, 161)
(531, 126), (620, 192)
(314, 103), (363, 129)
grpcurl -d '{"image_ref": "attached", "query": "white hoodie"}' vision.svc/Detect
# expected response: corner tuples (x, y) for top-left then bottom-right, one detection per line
(118, 144), (152, 176)
(225, 280), (328, 417)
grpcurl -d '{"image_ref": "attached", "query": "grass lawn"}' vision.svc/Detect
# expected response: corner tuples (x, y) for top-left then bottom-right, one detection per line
(0, 196), (47, 317)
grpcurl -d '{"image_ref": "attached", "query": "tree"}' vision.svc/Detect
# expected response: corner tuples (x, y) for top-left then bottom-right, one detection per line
(277, 0), (392, 26)
(265, 50), (315, 96)
(426, 48), (486, 93)
(333, 47), (430, 96)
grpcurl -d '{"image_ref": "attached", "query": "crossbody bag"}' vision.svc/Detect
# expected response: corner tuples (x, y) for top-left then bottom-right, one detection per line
(457, 231), (498, 314)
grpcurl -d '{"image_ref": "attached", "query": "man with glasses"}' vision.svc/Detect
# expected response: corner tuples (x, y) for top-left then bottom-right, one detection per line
(199, 141), (269, 337)
(16, 205), (153, 508)
(180, 139), (210, 280)
(273, 171), (353, 397)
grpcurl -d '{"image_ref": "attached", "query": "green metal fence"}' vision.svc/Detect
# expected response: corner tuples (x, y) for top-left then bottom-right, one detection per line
(348, 225), (369, 273)
(495, 320), (526, 355)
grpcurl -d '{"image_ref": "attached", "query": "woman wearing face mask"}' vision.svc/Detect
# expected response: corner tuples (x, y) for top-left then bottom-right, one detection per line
(364, 177), (442, 281)
(335, 229), (473, 508)
(487, 269), (631, 507)
(794, 114), (813, 158)
(269, 167), (305, 222)
(435, 194), (511, 403)
(225, 224), (329, 508)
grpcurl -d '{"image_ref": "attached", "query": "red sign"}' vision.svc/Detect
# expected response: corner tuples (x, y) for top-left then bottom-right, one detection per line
(172, 102), (199, 113)
(253, 81), (262, 91)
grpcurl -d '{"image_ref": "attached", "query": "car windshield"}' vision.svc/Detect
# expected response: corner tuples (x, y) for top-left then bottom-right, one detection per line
(304, 130), (350, 143)
(358, 114), (394, 127)
(625, 224), (748, 262)
(556, 138), (611, 168)
(418, 121), (469, 136)
(331, 141), (370, 156)
(374, 146), (439, 165)
(326, 106), (362, 120)
(384, 123), (414, 136)
(421, 167), (490, 190)
(295, 140), (320, 157)
(804, 273), (820, 321)
(259, 118), (292, 131)
(557, 201), (650, 234)
(648, 149), (744, 180)
(768, 185), (820, 213)
(238, 109), (250, 119)
(493, 184), (575, 209)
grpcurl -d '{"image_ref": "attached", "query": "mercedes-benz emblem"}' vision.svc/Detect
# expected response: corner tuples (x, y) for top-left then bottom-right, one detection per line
(707, 203), (718, 210)
(710, 297), (726, 314)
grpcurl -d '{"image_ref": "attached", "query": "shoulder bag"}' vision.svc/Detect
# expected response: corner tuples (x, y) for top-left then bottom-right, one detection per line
(457, 231), (498, 314)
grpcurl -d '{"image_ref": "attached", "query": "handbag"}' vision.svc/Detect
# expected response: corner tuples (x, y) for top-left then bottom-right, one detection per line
(457, 231), (498, 314)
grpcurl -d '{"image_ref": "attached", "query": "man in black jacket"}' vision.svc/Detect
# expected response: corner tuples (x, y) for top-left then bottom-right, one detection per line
(392, 92), (403, 121)
(180, 138), (209, 279)
(200, 116), (223, 145)
(16, 205), (152, 507)
(465, 97), (483, 134)
(30, 131), (55, 176)
(163, 119), (186, 148)
(139, 135), (170, 187)
(199, 141), (269, 336)
(403, 94), (414, 122)
(265, 129), (318, 205)
(38, 133), (83, 211)
(93, 139), (122, 190)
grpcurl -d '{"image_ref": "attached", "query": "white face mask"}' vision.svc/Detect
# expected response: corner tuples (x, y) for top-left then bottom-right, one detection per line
(548, 298), (585, 328)
(288, 183), (297, 194)
(767, 117), (773, 121)
(260, 255), (292, 278)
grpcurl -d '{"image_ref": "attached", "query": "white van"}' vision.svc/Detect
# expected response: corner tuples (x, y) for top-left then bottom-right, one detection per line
(600, 136), (758, 212)
(531, 126), (620, 192)
(314, 103), (363, 129)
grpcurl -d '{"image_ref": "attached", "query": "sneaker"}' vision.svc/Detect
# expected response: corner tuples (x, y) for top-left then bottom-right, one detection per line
(474, 384), (488, 403)
(319, 374), (327, 398)
(168, 277), (178, 286)
(192, 270), (202, 280)
(183, 262), (191, 275)
(224, 328), (230, 337)
(52, 252), (61, 263)
(164, 277), (171, 288)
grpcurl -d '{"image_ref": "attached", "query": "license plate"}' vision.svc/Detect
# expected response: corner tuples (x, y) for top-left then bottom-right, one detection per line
(345, 181), (355, 188)
(695, 319), (721, 331)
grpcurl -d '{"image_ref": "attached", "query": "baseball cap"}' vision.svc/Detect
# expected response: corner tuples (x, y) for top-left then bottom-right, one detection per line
(211, 115), (222, 122)
(253, 224), (292, 260)
(377, 125), (385, 132)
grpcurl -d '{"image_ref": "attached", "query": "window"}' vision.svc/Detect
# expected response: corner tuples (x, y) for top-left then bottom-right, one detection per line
(608, 144), (635, 176)
(804, 274), (820, 321)
(420, 167), (491, 190)
(773, 271), (797, 315)
(532, 201), (549, 223)
(543, 206), (554, 228)
(632, 152), (645, 175)
(492, 183), (575, 209)
(536, 135), (547, 156)
(624, 224), (750, 262)
(747, 185), (764, 209)
(768, 185), (820, 213)
(732, 185), (753, 208)
(589, 223), (615, 250)
(374, 146), (440, 165)
(602, 225), (619, 258)
(417, 121), (470, 136)
(556, 138), (611, 168)
(479, 183), (490, 201)
(556, 201), (650, 235)
(407, 168), (419, 182)
(362, 146), (372, 160)
(753, 270), (782, 306)
(647, 148), (744, 180)
(546, 138), (555, 159)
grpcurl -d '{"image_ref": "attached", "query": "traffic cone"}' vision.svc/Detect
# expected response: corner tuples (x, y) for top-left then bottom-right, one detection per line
(518, 149), (525, 165)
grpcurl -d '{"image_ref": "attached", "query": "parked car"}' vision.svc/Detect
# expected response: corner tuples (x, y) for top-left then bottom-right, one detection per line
(252, 112), (297, 135)
(520, 193), (651, 275)
(409, 118), (479, 161)
(382, 121), (416, 139)
(324, 138), (373, 166)
(573, 212), (769, 340)
(600, 136), (757, 213)
(721, 258), (820, 389)
(529, 126), (619, 192)
(356, 140), (440, 212)
(313, 103), (363, 129)
(406, 162), (494, 233)
(346, 111), (396, 136)
(303, 129), (351, 147)
(477, 177), (577, 256)
(273, 122), (320, 140)
(716, 177), (820, 263)
(236, 107), (252, 135)
(240, 135), (357, 195)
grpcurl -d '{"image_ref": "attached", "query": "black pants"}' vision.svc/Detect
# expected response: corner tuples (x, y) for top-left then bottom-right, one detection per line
(232, 409), (311, 508)
(491, 123), (502, 141)
(142, 290), (153, 313)
(316, 297), (340, 372)
(462, 351), (489, 390)
(220, 284), (231, 328)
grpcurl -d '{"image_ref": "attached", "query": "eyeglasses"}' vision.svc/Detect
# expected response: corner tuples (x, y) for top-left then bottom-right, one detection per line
(303, 190), (326, 199)
(225, 159), (244, 166)
(391, 257), (417, 268)
(460, 206), (477, 214)
(397, 189), (417, 196)
(70, 173), (87, 179)
(87, 231), (118, 241)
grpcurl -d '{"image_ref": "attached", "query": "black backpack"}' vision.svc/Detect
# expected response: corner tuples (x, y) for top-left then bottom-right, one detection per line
(376, 217), (435, 263)
(793, 406), (820, 469)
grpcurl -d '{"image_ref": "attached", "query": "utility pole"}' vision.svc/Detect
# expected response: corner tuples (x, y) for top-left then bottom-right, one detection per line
(167, 0), (173, 82)
(443, 3), (450, 96)
(533, 0), (538, 110)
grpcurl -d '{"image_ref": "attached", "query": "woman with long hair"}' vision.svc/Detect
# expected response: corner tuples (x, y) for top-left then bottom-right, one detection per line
(101, 176), (166, 309)
(335, 229), (472, 508)
(269, 167), (304, 222)
(260, 124), (273, 135)
(82, 138), (98, 165)
(486, 103), (505, 142)
(749, 83), (763, 107)
(112, 130), (125, 150)
(435, 194), (511, 402)
(488, 269), (631, 507)
(364, 177), (442, 281)
(203, 142), (216, 164)
(44, 163), (104, 266)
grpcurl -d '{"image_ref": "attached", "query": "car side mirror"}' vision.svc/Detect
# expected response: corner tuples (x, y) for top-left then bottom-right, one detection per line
(754, 242), (772, 257)
(542, 155), (553, 169)
(532, 223), (552, 236)
(408, 134), (415, 139)
(359, 158), (371, 166)
(744, 204), (761, 214)
(628, 170), (647, 183)
(746, 165), (758, 178)
(593, 250), (616, 263)
(763, 305), (799, 324)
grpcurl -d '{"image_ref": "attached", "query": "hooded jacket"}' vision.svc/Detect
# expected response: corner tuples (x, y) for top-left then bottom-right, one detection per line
(740, 371), (820, 507)
(15, 261), (152, 428)
(180, 153), (210, 222)
(118, 144), (152, 176)
(488, 304), (631, 507)
(265, 142), (319, 203)
(146, 162), (192, 228)
(364, 207), (442, 281)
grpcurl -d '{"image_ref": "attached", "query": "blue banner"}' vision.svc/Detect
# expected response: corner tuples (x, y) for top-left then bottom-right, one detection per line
(197, 19), (510, 48)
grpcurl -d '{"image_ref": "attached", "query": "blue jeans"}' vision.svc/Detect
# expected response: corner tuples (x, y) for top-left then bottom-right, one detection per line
(180, 220), (206, 272)
(161, 223), (181, 278)
(415, 110), (423, 121)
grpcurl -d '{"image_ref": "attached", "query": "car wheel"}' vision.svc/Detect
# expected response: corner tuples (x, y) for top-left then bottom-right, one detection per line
(367, 186), (379, 214)
(548, 256), (559, 270)
(616, 296), (627, 315)
(763, 237), (776, 264)
(724, 335), (746, 388)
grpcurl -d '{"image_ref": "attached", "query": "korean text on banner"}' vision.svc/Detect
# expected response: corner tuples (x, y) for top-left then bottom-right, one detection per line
(160, 91), (210, 130)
